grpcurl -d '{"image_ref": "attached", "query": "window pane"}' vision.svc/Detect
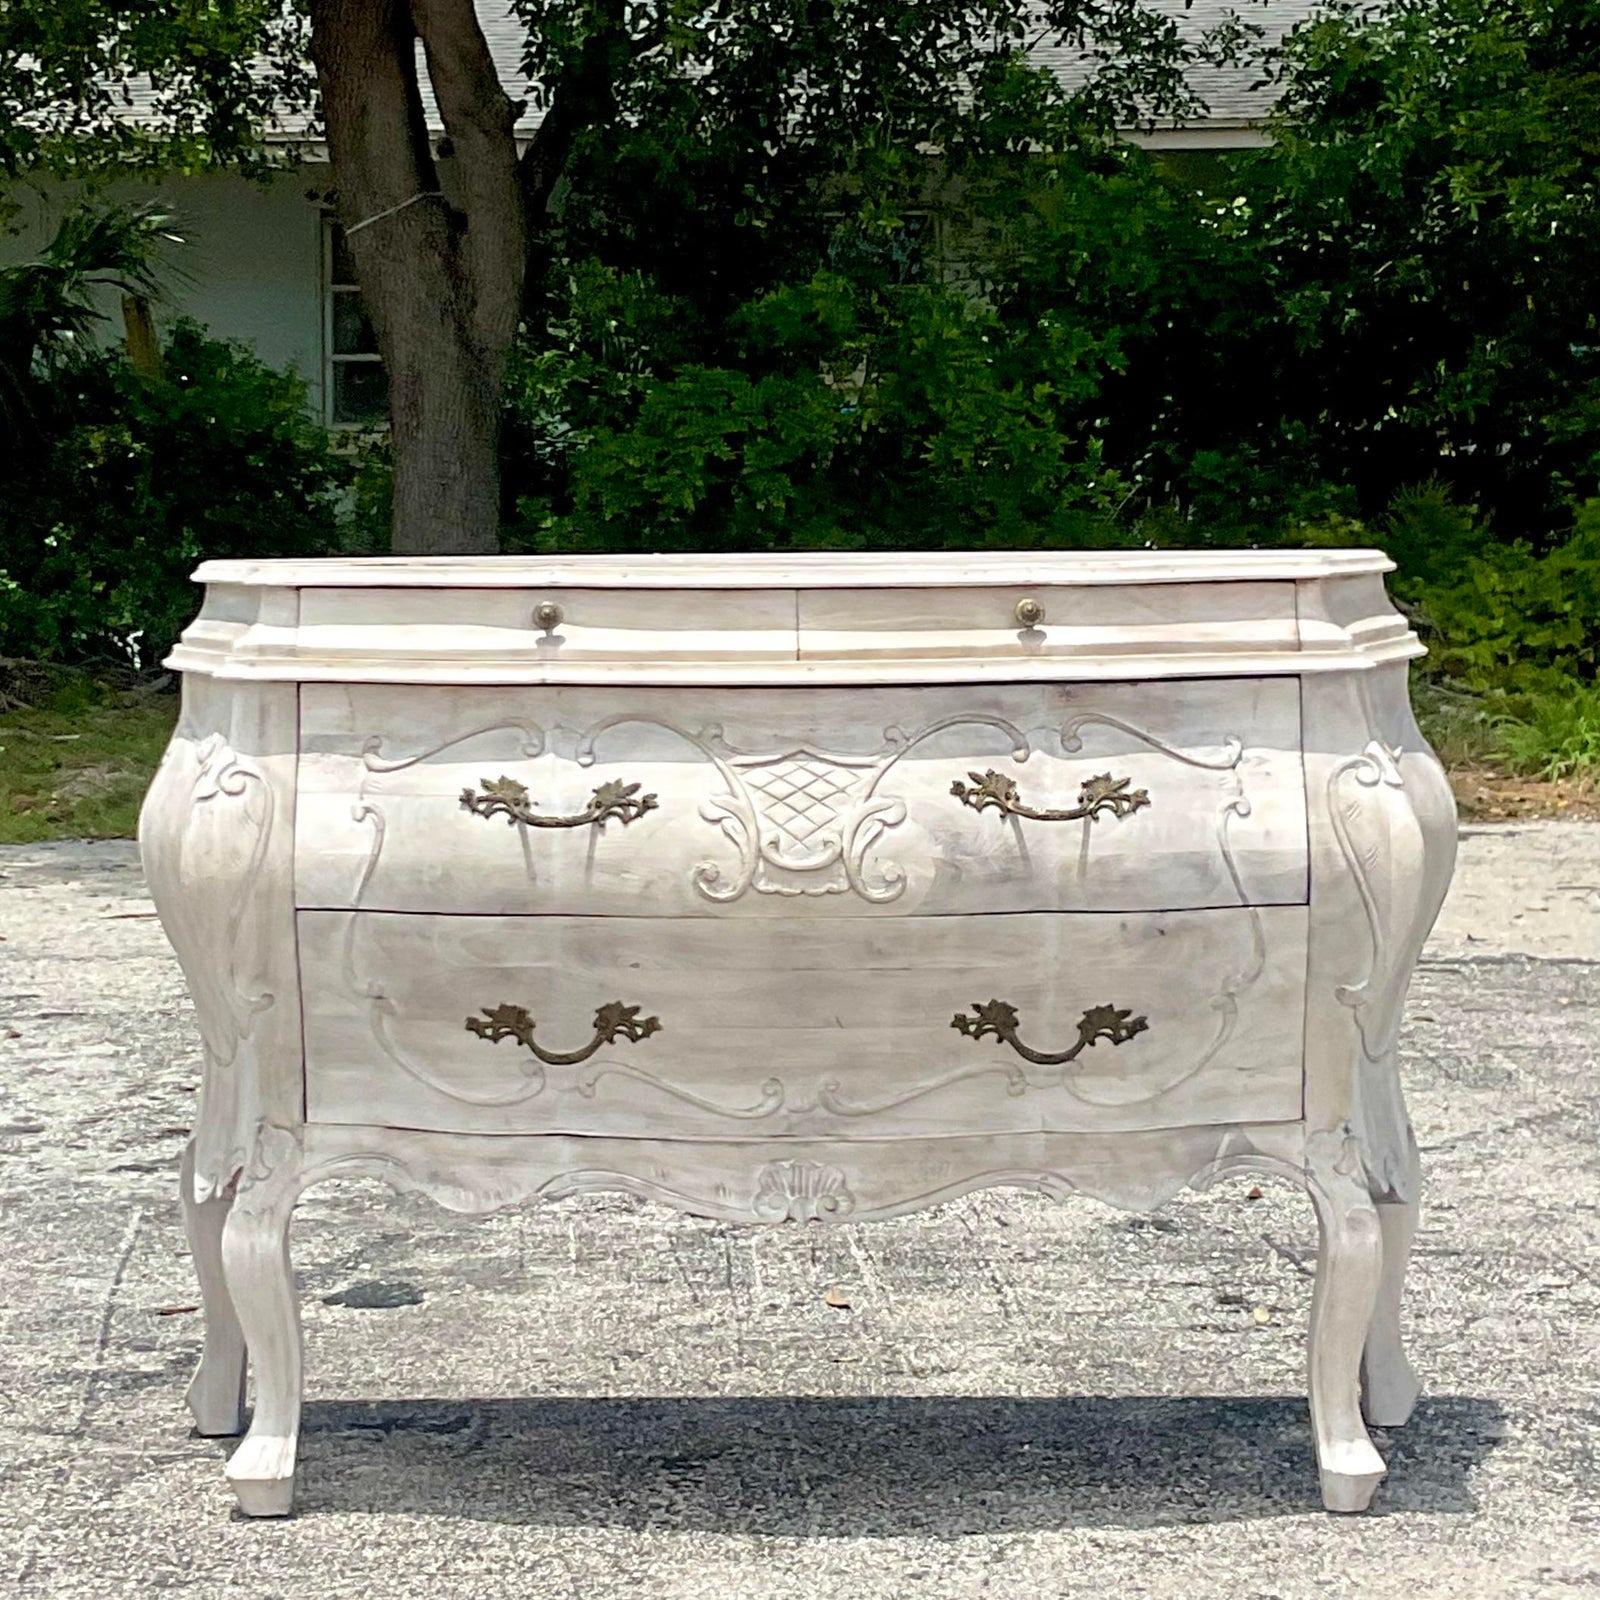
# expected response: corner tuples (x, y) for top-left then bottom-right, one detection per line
(329, 222), (357, 286)
(332, 290), (378, 356)
(332, 359), (388, 425)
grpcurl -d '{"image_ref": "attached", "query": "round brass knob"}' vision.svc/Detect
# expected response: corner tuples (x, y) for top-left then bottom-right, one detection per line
(533, 600), (565, 634)
(1014, 596), (1045, 629)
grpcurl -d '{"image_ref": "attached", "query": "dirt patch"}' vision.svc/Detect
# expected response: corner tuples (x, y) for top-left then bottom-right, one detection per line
(1449, 763), (1600, 823)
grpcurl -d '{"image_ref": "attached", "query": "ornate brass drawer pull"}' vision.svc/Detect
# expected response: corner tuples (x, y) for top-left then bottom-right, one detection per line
(950, 769), (1149, 823)
(466, 1001), (662, 1066)
(460, 774), (658, 829)
(952, 999), (1148, 1066)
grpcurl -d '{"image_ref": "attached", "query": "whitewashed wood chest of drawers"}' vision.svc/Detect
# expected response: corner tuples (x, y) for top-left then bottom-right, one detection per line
(138, 550), (1456, 1517)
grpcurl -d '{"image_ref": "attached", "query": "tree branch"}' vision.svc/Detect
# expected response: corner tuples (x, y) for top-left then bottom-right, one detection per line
(517, 0), (627, 306)
(410, 0), (525, 350)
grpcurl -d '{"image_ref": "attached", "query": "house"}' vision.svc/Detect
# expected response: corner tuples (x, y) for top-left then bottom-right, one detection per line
(2, 0), (1319, 427)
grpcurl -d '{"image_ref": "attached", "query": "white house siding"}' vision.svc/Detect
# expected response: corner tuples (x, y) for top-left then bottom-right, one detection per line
(2, 170), (330, 416)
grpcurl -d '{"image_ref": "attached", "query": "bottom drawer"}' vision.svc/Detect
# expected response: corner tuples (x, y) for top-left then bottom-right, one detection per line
(302, 907), (1306, 1140)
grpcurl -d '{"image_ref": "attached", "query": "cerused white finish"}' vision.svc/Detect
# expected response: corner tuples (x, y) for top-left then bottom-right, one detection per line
(296, 678), (1308, 915)
(138, 551), (1456, 1521)
(303, 907), (1309, 1138)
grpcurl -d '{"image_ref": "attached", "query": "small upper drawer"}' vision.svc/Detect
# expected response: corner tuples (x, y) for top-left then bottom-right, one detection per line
(295, 585), (798, 664)
(796, 581), (1300, 662)
(295, 678), (1308, 916)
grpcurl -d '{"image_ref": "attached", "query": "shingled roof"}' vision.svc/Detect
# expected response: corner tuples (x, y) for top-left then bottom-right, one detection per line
(108, 0), (1321, 146)
(454, 0), (1317, 134)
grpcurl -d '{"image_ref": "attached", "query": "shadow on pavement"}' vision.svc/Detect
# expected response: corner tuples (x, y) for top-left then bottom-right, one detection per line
(274, 1392), (1502, 1530)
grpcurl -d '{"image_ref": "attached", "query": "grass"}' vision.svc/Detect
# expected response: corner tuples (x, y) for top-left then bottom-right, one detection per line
(1491, 683), (1600, 782)
(1415, 679), (1600, 784)
(0, 674), (177, 844)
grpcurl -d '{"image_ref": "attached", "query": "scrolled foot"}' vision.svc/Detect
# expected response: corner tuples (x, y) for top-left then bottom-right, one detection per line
(1318, 1437), (1387, 1513)
(1307, 1130), (1388, 1514)
(220, 1125), (304, 1520)
(226, 1434), (298, 1518)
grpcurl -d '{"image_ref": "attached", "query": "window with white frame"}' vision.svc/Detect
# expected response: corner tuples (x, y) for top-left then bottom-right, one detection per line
(323, 219), (388, 427)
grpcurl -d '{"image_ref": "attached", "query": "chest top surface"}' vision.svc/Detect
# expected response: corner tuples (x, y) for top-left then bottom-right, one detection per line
(168, 549), (1418, 685)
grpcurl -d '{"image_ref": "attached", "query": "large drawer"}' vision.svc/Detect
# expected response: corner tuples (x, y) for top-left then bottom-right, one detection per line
(301, 906), (1307, 1139)
(296, 680), (1308, 916)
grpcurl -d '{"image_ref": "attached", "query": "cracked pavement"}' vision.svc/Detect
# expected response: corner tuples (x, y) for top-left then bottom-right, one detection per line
(0, 824), (1596, 1599)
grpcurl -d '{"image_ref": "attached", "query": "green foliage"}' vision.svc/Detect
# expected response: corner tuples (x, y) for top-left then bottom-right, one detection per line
(493, 0), (1600, 563)
(507, 249), (1148, 550)
(505, 126), (1240, 551)
(496, 0), (1599, 567)
(1375, 482), (1491, 585)
(1402, 498), (1600, 692)
(1233, 0), (1600, 539)
(0, 321), (361, 671)
(1408, 681), (1504, 771)
(1492, 685), (1600, 781)
(0, 0), (313, 178)
(0, 200), (182, 406)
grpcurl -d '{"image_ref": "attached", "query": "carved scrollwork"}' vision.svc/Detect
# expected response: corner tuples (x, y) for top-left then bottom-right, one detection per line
(572, 711), (1033, 903)
(1058, 713), (1244, 770)
(291, 1122), (1310, 1228)
(950, 769), (1150, 824)
(329, 703), (1278, 1130)
(140, 705), (305, 1201)
(1320, 689), (1458, 1205)
(465, 1000), (662, 1065)
(233, 1122), (304, 1206)
(177, 734), (276, 1066)
(1304, 1124), (1365, 1183)
(951, 998), (1149, 1065)
(360, 723), (546, 773)
(1327, 740), (1411, 1061)
(816, 750), (1264, 1119)
(459, 774), (658, 830)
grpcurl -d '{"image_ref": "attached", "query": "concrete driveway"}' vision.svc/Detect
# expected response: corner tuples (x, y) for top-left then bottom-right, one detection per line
(1, 825), (1596, 1599)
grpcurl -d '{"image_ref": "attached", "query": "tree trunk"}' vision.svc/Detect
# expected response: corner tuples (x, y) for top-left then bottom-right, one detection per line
(310, 0), (522, 556)
(308, 0), (628, 556)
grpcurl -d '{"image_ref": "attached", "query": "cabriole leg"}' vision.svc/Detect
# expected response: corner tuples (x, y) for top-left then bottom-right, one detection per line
(178, 1139), (247, 1437)
(1306, 1136), (1387, 1513)
(220, 1128), (304, 1517)
(1362, 1136), (1422, 1427)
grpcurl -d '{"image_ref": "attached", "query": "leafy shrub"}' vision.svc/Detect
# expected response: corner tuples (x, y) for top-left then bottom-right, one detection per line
(1236, 0), (1600, 539)
(503, 259), (1144, 553)
(0, 200), (176, 413)
(1403, 497), (1600, 692)
(0, 322), (363, 670)
(1493, 685), (1600, 781)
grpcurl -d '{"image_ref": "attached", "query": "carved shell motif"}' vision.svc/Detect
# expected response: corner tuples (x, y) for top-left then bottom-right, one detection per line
(752, 1160), (856, 1222)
